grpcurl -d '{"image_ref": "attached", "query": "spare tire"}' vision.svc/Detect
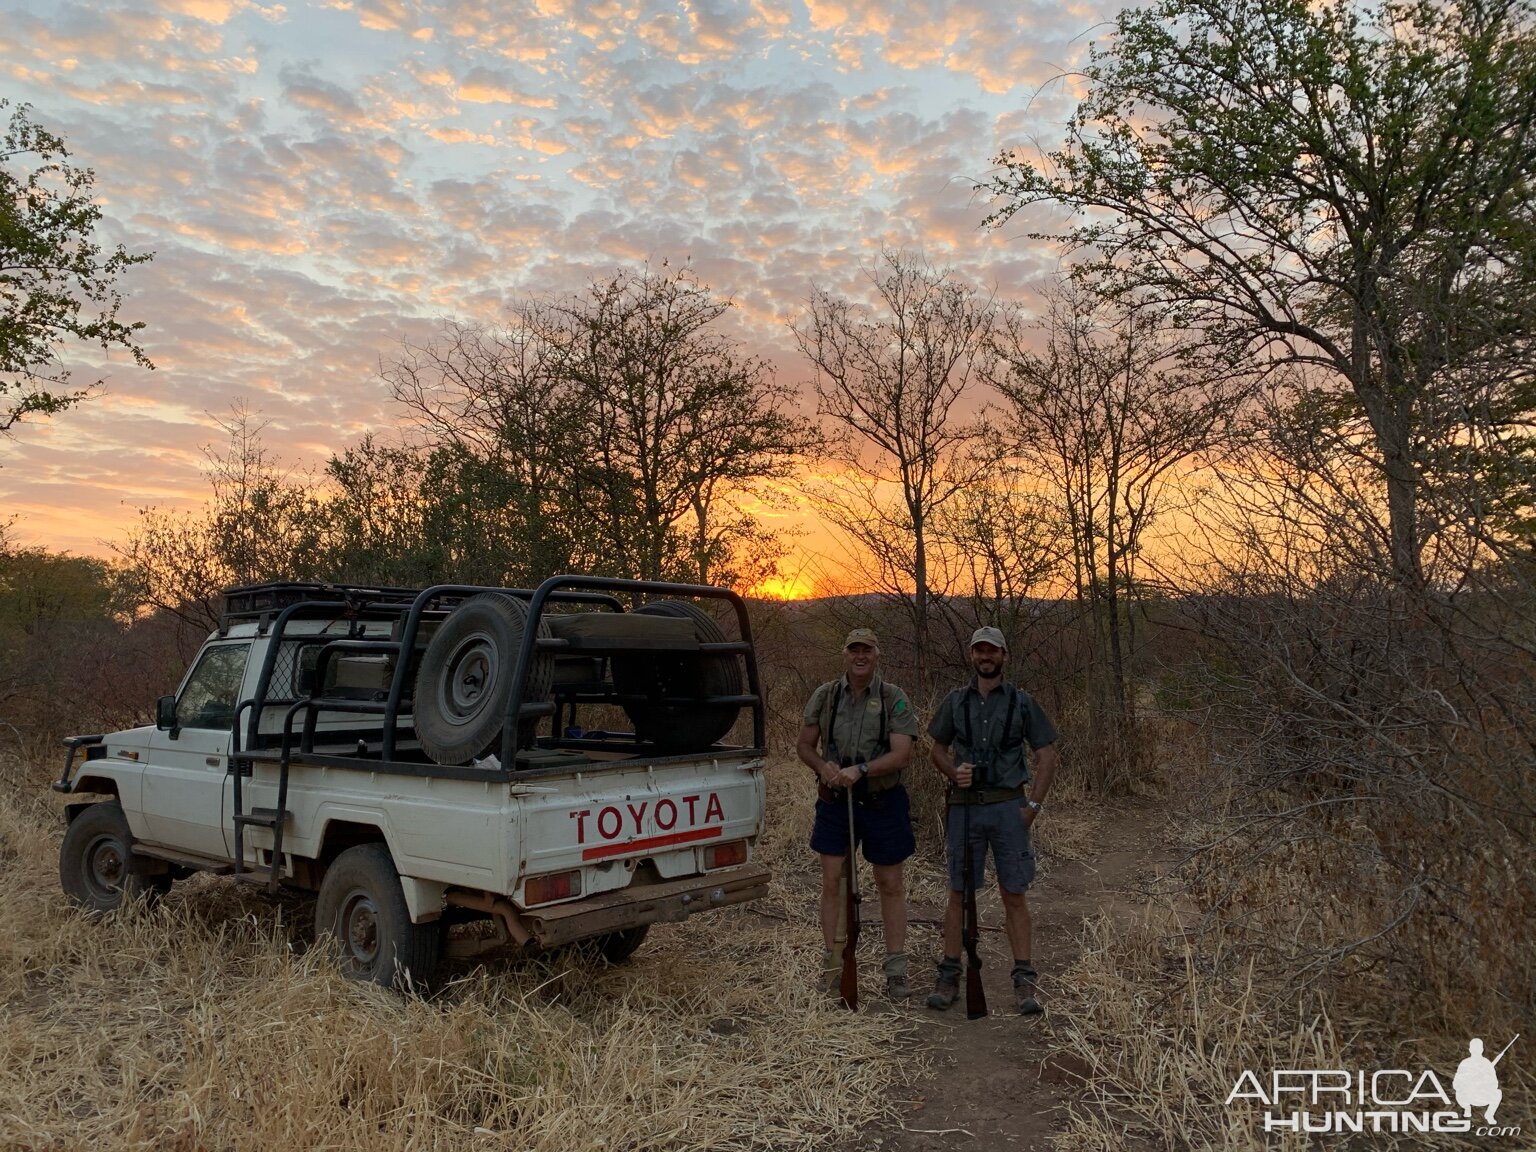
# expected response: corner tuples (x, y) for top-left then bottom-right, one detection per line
(413, 594), (553, 765)
(611, 600), (742, 752)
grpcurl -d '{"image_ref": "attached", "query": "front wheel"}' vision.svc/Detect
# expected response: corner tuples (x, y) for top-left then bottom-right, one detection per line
(59, 802), (170, 914)
(315, 844), (440, 990)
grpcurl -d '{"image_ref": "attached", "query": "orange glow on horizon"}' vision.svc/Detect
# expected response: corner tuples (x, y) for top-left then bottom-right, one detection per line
(750, 572), (817, 601)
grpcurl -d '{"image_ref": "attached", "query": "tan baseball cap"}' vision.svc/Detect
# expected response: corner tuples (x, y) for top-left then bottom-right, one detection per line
(844, 628), (879, 650)
(969, 626), (1007, 650)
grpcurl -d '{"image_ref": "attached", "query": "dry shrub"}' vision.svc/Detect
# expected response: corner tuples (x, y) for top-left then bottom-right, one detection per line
(1047, 912), (1346, 1151)
(1047, 725), (1533, 1151)
(0, 753), (911, 1152)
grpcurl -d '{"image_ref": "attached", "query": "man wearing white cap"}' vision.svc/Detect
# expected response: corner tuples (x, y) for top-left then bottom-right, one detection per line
(797, 628), (919, 999)
(927, 626), (1060, 1015)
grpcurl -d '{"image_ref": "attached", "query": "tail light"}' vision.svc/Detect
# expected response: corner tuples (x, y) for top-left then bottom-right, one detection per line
(523, 870), (582, 905)
(703, 841), (747, 870)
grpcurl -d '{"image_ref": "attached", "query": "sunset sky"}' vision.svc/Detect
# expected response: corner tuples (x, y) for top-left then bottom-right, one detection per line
(1, 0), (1108, 573)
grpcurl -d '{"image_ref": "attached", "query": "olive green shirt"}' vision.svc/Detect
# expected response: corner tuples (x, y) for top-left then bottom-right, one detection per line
(803, 673), (919, 775)
(928, 679), (1058, 791)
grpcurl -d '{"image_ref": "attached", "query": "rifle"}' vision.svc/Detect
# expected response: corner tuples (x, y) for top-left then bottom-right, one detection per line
(962, 784), (987, 1019)
(1492, 1034), (1520, 1065)
(839, 784), (861, 1010)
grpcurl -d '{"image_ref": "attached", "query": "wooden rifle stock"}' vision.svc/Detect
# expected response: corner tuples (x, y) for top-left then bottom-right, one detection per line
(839, 785), (861, 1010)
(962, 795), (987, 1019)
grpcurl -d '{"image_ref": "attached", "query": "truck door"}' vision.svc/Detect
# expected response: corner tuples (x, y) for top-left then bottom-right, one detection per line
(143, 641), (251, 859)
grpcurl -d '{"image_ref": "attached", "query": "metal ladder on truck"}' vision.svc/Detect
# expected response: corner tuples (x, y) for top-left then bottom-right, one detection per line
(224, 593), (400, 894)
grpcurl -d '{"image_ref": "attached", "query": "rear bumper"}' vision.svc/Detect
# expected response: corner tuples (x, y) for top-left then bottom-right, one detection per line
(524, 861), (771, 948)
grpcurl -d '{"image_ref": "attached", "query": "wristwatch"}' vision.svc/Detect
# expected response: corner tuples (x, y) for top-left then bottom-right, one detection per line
(1025, 798), (1043, 813)
(857, 762), (870, 777)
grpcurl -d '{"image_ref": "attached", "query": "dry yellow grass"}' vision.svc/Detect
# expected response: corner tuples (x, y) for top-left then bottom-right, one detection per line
(1043, 732), (1533, 1152)
(0, 754), (913, 1152)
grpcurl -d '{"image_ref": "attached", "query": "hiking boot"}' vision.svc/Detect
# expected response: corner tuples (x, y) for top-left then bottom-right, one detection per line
(1013, 965), (1043, 1016)
(883, 952), (910, 1001)
(925, 957), (962, 1010)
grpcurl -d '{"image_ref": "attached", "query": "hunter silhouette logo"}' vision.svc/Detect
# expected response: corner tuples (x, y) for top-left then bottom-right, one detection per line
(1226, 1034), (1522, 1137)
(1456, 1036), (1518, 1125)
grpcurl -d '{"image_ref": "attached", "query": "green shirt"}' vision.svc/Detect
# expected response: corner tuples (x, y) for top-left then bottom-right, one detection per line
(928, 679), (1058, 790)
(803, 673), (919, 775)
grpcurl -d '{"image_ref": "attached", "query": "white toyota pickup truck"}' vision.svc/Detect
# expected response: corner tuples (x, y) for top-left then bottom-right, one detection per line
(53, 576), (770, 987)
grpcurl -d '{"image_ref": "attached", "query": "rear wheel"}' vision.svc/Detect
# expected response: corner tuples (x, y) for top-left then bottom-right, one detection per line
(589, 924), (650, 964)
(611, 600), (742, 752)
(59, 802), (169, 914)
(315, 844), (440, 990)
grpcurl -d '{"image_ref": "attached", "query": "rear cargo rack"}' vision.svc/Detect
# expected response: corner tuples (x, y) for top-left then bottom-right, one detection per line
(222, 575), (765, 891)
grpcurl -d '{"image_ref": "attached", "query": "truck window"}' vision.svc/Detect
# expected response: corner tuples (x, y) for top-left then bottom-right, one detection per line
(178, 643), (253, 730)
(267, 640), (323, 701)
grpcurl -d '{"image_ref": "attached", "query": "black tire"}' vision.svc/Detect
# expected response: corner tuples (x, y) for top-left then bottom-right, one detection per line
(579, 924), (650, 964)
(59, 802), (168, 914)
(413, 593), (554, 765)
(315, 843), (440, 990)
(611, 600), (742, 753)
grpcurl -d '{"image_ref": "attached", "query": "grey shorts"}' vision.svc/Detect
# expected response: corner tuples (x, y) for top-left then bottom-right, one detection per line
(945, 798), (1036, 893)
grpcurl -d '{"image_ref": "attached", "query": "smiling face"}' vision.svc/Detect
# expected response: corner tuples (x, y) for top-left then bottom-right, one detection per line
(969, 641), (1006, 679)
(843, 642), (878, 680)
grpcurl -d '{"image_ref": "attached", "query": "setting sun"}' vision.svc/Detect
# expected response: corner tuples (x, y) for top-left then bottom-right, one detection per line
(750, 573), (816, 601)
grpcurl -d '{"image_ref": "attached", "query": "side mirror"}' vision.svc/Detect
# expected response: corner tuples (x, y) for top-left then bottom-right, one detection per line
(155, 695), (178, 732)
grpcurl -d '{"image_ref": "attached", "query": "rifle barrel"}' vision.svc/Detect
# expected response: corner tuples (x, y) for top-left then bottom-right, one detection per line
(840, 786), (860, 1011)
(962, 795), (987, 1019)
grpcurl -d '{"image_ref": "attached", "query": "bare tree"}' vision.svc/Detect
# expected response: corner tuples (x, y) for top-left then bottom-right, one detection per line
(989, 283), (1247, 788)
(117, 404), (323, 630)
(931, 441), (1070, 667)
(794, 250), (997, 697)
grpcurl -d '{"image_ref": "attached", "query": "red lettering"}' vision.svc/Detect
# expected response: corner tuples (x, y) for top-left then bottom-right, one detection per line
(684, 794), (700, 824)
(655, 799), (677, 830)
(627, 801), (649, 832)
(569, 809), (589, 844)
(704, 792), (724, 823)
(597, 806), (622, 839)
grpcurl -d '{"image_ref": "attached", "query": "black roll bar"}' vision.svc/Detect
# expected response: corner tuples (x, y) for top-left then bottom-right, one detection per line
(498, 575), (765, 771)
(378, 584), (625, 759)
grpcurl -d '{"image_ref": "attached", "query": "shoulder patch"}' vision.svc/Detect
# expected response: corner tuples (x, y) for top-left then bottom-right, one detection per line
(893, 697), (909, 715)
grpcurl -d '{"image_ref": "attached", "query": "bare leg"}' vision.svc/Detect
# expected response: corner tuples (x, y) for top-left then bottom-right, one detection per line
(870, 862), (906, 954)
(999, 888), (1033, 963)
(939, 888), (963, 958)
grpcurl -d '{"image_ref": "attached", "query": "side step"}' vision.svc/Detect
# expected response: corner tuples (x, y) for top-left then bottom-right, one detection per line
(233, 868), (282, 887)
(134, 844), (235, 875)
(231, 808), (292, 894)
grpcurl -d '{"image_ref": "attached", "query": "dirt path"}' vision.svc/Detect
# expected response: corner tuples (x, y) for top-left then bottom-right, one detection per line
(840, 800), (1175, 1152)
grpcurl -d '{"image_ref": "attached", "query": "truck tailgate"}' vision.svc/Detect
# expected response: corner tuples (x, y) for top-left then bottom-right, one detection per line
(514, 756), (765, 890)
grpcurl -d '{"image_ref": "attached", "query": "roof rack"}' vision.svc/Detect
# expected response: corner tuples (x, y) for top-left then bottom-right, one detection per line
(222, 582), (424, 621)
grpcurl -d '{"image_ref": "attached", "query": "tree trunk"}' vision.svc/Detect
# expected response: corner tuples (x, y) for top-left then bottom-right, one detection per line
(912, 506), (929, 701)
(1358, 378), (1423, 590)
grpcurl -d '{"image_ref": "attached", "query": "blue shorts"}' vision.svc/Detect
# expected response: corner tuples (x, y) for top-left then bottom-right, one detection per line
(810, 784), (916, 866)
(946, 798), (1036, 893)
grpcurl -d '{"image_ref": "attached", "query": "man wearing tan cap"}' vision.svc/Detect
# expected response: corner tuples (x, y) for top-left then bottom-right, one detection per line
(796, 628), (919, 999)
(927, 625), (1060, 1015)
